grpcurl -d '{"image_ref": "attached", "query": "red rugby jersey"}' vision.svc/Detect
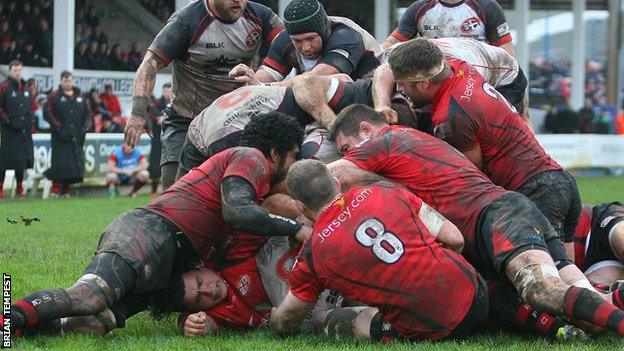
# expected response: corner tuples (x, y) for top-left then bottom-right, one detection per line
(430, 59), (561, 190)
(289, 183), (480, 340)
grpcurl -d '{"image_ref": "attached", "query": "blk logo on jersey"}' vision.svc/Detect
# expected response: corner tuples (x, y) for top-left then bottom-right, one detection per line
(460, 17), (480, 33)
(423, 24), (440, 31)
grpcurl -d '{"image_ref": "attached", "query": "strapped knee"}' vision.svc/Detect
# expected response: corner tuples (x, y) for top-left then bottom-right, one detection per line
(322, 308), (360, 339)
(513, 264), (560, 301)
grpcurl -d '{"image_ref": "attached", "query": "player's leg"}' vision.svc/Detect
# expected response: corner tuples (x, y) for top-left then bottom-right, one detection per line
(14, 168), (24, 198)
(176, 135), (209, 180)
(160, 112), (189, 190)
(106, 172), (119, 198)
(483, 193), (624, 334)
(11, 252), (135, 331)
(585, 261), (624, 286)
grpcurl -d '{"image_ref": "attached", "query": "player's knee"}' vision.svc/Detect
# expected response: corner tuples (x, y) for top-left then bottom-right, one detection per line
(137, 170), (149, 183)
(321, 308), (360, 339)
(66, 278), (111, 315)
(512, 263), (561, 304)
(609, 222), (624, 261)
(106, 173), (118, 184)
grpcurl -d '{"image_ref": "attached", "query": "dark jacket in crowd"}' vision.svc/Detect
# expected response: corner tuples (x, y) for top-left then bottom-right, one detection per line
(0, 76), (34, 170)
(43, 87), (91, 183)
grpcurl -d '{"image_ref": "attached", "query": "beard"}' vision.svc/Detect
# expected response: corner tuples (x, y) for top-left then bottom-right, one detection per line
(271, 157), (288, 187)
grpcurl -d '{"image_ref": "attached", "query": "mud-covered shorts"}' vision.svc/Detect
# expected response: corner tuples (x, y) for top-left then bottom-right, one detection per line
(178, 130), (242, 178)
(474, 192), (560, 280)
(516, 170), (582, 243)
(370, 273), (488, 342)
(583, 202), (624, 270)
(497, 67), (528, 115)
(88, 208), (199, 294)
(160, 107), (191, 166)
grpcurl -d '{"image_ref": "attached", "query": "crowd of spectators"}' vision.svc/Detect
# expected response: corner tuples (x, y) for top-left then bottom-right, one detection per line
(0, 1), (53, 67)
(542, 100), (624, 135)
(74, 4), (144, 71)
(137, 0), (174, 22)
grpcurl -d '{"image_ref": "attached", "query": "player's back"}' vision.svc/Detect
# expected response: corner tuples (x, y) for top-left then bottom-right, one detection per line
(305, 182), (479, 340)
(344, 125), (506, 243)
(432, 59), (561, 190)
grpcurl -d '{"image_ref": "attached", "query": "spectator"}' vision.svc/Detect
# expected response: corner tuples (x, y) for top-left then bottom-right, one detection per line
(89, 25), (108, 45)
(616, 110), (624, 135)
(578, 98), (596, 133)
(555, 103), (579, 133)
(88, 88), (112, 122)
(37, 18), (53, 62)
(0, 19), (12, 43)
(43, 70), (91, 198)
(147, 82), (171, 196)
(22, 2), (35, 34)
(0, 60), (34, 199)
(594, 113), (611, 134)
(27, 78), (38, 99)
(543, 105), (558, 134)
(34, 93), (50, 132)
(12, 19), (29, 49)
(86, 40), (99, 69)
(108, 43), (128, 71)
(0, 38), (13, 63)
(97, 42), (111, 70)
(74, 24), (84, 45)
(5, 2), (19, 26)
(75, 42), (89, 69)
(17, 38), (41, 66)
(127, 42), (142, 70)
(6, 40), (18, 62)
(84, 6), (100, 28)
(75, 7), (87, 27)
(100, 83), (121, 116)
(78, 26), (92, 46)
(106, 143), (149, 198)
(100, 114), (124, 133)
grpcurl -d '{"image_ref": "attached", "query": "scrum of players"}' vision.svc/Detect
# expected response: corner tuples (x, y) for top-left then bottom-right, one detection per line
(10, 0), (624, 344)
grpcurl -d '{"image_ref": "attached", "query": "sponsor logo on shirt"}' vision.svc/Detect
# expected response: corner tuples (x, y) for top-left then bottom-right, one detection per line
(460, 17), (481, 33)
(206, 42), (225, 49)
(237, 274), (250, 296)
(423, 24), (440, 31)
(317, 187), (374, 243)
(245, 28), (261, 48)
(218, 89), (253, 109)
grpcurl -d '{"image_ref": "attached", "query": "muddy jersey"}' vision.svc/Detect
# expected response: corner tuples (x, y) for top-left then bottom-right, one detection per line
(289, 182), (480, 340)
(187, 78), (374, 155)
(146, 147), (271, 259)
(261, 16), (382, 81)
(430, 59), (561, 190)
(148, 0), (284, 119)
(343, 125), (507, 255)
(391, 0), (512, 47)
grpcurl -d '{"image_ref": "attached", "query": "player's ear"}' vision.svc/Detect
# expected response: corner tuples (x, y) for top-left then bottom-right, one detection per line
(359, 121), (373, 137)
(269, 148), (280, 163)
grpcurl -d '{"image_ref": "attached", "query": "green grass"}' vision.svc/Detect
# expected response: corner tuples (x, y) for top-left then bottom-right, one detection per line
(2, 176), (624, 350)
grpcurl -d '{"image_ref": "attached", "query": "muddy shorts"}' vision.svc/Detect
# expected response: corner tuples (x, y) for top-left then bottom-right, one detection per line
(583, 202), (624, 269)
(497, 67), (528, 115)
(160, 107), (191, 166)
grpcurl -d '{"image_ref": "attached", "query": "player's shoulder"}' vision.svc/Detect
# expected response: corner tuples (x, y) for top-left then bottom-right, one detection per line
(405, 0), (435, 12)
(171, 0), (209, 25)
(469, 0), (505, 13)
(271, 29), (292, 48)
(229, 146), (268, 163)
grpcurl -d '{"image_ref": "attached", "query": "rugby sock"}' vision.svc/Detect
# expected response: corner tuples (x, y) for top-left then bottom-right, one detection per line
(12, 289), (72, 329)
(563, 286), (624, 335)
(490, 283), (564, 337)
(51, 181), (61, 194)
(611, 286), (624, 310)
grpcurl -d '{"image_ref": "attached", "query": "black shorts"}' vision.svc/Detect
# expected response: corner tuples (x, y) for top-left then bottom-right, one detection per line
(160, 107), (191, 166)
(516, 170), (582, 243)
(370, 274), (488, 341)
(584, 202), (624, 269)
(178, 131), (242, 178)
(474, 192), (555, 280)
(89, 208), (200, 294)
(497, 67), (527, 115)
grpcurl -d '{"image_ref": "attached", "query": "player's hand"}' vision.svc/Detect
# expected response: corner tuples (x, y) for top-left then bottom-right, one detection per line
(124, 115), (150, 147)
(376, 106), (398, 124)
(294, 225), (312, 243)
(156, 116), (165, 125)
(228, 64), (260, 85)
(183, 311), (209, 337)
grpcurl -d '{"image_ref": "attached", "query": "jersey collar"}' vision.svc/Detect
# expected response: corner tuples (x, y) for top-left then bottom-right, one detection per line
(431, 63), (457, 110)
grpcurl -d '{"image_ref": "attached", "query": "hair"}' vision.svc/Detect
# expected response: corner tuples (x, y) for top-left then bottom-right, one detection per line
(392, 101), (417, 128)
(241, 111), (304, 159)
(148, 269), (187, 320)
(8, 59), (22, 69)
(387, 38), (444, 81)
(329, 104), (387, 140)
(60, 70), (73, 79)
(287, 159), (338, 212)
(162, 82), (172, 89)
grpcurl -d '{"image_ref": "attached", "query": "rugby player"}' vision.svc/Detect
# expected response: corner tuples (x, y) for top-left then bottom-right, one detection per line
(125, 0), (284, 190)
(574, 202), (624, 289)
(10, 112), (309, 335)
(176, 74), (416, 177)
(327, 104), (624, 336)
(270, 160), (487, 341)
(387, 39), (583, 283)
(383, 0), (515, 57)
(229, 0), (382, 84)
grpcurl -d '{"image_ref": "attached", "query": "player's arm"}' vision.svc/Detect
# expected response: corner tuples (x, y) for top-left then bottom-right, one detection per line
(318, 28), (365, 77)
(327, 159), (390, 192)
(291, 73), (337, 128)
(483, 0), (515, 57)
(231, 31), (293, 84)
(382, 2), (420, 48)
(372, 63), (398, 124)
(269, 291), (315, 335)
(180, 311), (220, 337)
(462, 146), (484, 170)
(228, 64), (278, 85)
(220, 176), (311, 239)
(133, 155), (149, 174)
(418, 202), (464, 253)
(382, 36), (401, 49)
(498, 41), (515, 57)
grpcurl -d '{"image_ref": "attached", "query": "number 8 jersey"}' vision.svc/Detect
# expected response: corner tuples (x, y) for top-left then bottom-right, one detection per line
(288, 182), (481, 341)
